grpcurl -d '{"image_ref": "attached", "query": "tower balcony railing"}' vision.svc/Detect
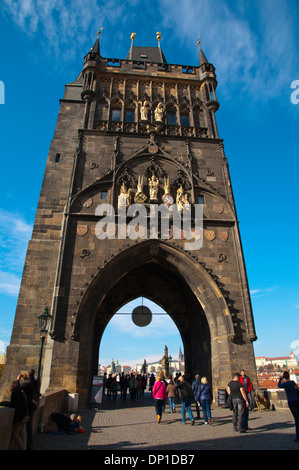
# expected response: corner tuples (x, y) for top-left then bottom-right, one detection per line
(94, 119), (209, 138)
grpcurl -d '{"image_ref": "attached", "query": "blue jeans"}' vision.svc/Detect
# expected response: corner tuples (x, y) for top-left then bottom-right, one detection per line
(181, 398), (194, 423)
(168, 397), (176, 412)
(200, 400), (211, 422)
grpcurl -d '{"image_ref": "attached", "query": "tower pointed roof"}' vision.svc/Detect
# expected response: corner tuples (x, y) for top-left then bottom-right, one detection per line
(89, 27), (104, 57)
(91, 36), (100, 55)
(197, 35), (209, 66)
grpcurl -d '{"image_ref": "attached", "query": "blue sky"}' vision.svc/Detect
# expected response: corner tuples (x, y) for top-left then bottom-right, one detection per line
(0, 0), (299, 368)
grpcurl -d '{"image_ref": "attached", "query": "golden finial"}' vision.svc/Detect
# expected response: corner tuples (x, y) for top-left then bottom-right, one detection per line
(97, 27), (105, 37)
(197, 33), (201, 47)
(156, 31), (161, 43)
(131, 32), (136, 41)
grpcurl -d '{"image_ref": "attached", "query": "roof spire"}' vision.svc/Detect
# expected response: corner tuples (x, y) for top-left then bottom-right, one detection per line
(131, 32), (136, 45)
(90, 27), (104, 56)
(156, 31), (161, 48)
(197, 33), (209, 66)
(128, 32), (136, 60)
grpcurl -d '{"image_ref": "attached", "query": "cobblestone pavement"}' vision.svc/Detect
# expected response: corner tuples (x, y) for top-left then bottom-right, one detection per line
(33, 391), (298, 451)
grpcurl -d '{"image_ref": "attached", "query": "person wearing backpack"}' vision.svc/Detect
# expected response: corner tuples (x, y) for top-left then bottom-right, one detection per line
(192, 374), (201, 419)
(176, 375), (195, 425)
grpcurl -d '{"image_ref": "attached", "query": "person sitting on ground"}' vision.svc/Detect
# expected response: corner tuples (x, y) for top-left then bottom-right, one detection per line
(42, 413), (83, 434)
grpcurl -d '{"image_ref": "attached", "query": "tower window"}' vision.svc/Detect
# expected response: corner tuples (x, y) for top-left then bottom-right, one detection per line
(112, 109), (121, 122)
(125, 109), (135, 122)
(167, 112), (176, 125)
(181, 114), (190, 126)
(101, 191), (108, 200)
(55, 153), (61, 163)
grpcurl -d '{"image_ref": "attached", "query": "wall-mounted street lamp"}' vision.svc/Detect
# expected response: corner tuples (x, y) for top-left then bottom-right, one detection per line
(36, 307), (52, 382)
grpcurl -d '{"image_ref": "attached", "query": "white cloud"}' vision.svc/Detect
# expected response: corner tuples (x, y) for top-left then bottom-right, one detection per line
(3, 0), (298, 98)
(0, 340), (7, 355)
(108, 312), (178, 339)
(290, 340), (299, 356)
(0, 209), (32, 295)
(159, 0), (298, 98)
(2, 0), (127, 58)
(250, 286), (279, 298)
(0, 271), (21, 296)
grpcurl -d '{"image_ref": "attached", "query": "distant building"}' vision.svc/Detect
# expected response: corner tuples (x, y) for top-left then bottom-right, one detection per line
(256, 352), (299, 388)
(256, 351), (298, 370)
(136, 347), (185, 376)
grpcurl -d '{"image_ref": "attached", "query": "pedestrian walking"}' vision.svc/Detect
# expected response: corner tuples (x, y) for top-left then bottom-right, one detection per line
(239, 369), (253, 430)
(278, 371), (299, 442)
(176, 375), (195, 425)
(166, 379), (177, 413)
(227, 373), (249, 433)
(152, 372), (167, 423)
(192, 374), (201, 419)
(196, 377), (213, 424)
(120, 373), (129, 400)
(129, 373), (138, 401)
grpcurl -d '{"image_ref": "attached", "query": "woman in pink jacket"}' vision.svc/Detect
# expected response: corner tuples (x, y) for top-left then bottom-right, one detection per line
(152, 372), (168, 423)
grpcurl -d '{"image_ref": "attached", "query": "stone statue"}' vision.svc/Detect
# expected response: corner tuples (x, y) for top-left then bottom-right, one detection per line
(176, 185), (184, 211)
(159, 345), (170, 377)
(140, 101), (150, 121)
(148, 175), (159, 201)
(118, 182), (132, 208)
(154, 102), (164, 122)
(183, 192), (190, 211)
(141, 359), (147, 374)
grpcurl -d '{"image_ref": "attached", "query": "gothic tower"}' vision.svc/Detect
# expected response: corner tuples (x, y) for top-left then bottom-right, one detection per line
(0, 31), (257, 405)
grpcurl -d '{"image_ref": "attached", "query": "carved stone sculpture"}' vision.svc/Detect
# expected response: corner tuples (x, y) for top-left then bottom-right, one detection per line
(154, 102), (164, 122)
(148, 175), (159, 201)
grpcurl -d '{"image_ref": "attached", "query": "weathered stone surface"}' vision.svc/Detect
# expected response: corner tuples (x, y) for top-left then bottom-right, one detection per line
(0, 40), (257, 405)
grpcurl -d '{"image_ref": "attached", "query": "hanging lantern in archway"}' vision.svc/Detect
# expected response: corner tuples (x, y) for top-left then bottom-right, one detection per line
(131, 305), (152, 327)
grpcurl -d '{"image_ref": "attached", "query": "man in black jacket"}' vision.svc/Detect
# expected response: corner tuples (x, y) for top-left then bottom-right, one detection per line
(176, 375), (195, 425)
(227, 373), (249, 433)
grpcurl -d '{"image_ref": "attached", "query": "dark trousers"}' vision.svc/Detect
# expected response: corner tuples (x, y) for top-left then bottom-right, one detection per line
(289, 399), (299, 438)
(232, 397), (245, 431)
(154, 399), (164, 417)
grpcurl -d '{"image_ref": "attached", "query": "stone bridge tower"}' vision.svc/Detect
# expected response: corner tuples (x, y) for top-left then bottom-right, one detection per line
(0, 32), (257, 405)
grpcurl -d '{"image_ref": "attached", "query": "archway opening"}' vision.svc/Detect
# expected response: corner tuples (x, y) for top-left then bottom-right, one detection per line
(98, 296), (185, 376)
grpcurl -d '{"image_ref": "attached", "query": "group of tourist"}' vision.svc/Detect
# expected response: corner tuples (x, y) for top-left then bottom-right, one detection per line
(2, 366), (298, 448)
(104, 372), (148, 401)
(226, 368), (299, 441)
(152, 371), (213, 425)
(149, 368), (299, 442)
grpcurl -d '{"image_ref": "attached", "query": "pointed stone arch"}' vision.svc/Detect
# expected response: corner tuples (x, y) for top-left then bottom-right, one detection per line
(71, 239), (235, 403)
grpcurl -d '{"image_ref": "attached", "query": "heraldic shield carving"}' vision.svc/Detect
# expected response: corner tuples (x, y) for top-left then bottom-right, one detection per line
(77, 224), (88, 236)
(205, 230), (215, 241)
(218, 231), (229, 241)
(213, 203), (224, 214)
